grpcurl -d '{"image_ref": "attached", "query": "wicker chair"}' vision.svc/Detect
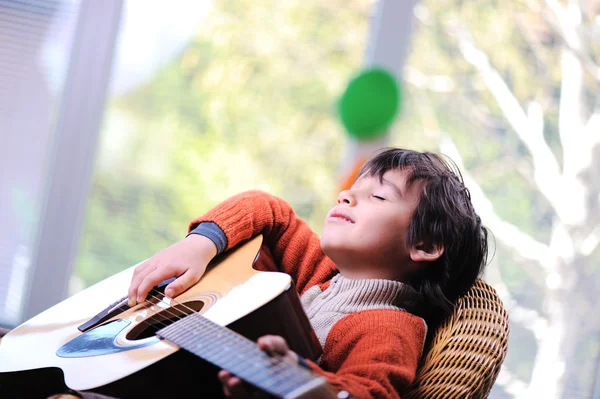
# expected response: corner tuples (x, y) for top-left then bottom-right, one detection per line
(404, 279), (510, 399)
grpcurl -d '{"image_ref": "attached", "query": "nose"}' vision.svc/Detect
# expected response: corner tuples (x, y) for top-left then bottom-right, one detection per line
(337, 190), (356, 206)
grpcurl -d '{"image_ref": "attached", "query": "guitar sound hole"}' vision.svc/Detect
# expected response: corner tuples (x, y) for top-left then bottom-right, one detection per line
(126, 300), (205, 340)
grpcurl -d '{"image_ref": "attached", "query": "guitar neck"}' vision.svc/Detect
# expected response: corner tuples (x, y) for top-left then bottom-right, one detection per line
(157, 313), (334, 399)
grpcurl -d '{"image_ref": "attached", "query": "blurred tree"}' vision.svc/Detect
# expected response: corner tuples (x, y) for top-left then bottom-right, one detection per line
(402, 0), (600, 397)
(75, 1), (373, 288)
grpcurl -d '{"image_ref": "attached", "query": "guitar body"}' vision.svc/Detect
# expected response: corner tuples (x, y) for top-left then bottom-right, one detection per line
(0, 236), (321, 399)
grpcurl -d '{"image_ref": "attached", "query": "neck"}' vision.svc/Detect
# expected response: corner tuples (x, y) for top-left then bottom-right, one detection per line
(327, 251), (414, 282)
(334, 260), (411, 282)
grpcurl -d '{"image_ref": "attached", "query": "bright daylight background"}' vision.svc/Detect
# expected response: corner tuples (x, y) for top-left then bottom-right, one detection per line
(1, 1), (600, 398)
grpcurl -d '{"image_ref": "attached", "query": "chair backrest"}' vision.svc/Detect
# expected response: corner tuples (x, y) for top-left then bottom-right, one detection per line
(404, 279), (510, 399)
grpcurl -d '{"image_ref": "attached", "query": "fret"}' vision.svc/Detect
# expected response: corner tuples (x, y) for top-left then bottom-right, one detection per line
(278, 379), (312, 398)
(266, 368), (314, 394)
(249, 361), (311, 396)
(244, 366), (311, 397)
(167, 322), (197, 344)
(195, 331), (232, 356)
(213, 341), (261, 372)
(157, 312), (323, 398)
(171, 325), (208, 351)
(236, 354), (282, 381)
(284, 377), (331, 399)
(242, 358), (287, 385)
(169, 315), (236, 356)
(207, 335), (252, 362)
(212, 345), (246, 366)
(215, 343), (259, 363)
(275, 372), (318, 396)
(257, 369), (295, 391)
(278, 377), (314, 397)
(252, 360), (293, 384)
(213, 348), (274, 374)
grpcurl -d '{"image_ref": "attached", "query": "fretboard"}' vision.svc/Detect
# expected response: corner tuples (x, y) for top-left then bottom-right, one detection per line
(156, 312), (327, 398)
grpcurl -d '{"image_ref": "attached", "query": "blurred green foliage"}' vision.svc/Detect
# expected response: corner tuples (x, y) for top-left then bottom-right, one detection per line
(75, 0), (374, 287)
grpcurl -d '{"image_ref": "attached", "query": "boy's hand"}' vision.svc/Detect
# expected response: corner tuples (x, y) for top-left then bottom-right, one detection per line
(218, 335), (299, 398)
(127, 234), (217, 306)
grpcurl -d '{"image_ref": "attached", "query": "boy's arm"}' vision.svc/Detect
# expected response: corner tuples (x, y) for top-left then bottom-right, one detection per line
(188, 190), (337, 293)
(129, 190), (335, 304)
(305, 310), (426, 399)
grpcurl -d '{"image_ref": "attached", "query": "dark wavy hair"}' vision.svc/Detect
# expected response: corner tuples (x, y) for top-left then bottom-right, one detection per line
(357, 148), (490, 327)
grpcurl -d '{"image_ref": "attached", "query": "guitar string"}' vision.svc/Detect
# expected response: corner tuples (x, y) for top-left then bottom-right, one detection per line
(99, 288), (203, 344)
(142, 291), (307, 379)
(140, 290), (313, 394)
(119, 290), (309, 391)
(110, 291), (260, 364)
(111, 292), (293, 383)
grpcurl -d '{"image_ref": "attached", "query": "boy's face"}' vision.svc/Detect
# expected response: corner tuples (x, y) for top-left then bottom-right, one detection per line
(320, 169), (424, 281)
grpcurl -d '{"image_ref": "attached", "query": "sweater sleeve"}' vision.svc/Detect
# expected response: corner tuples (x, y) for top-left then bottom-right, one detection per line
(306, 310), (426, 399)
(188, 190), (337, 294)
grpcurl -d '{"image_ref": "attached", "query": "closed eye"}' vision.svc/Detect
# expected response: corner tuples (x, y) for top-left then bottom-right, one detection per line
(372, 195), (386, 201)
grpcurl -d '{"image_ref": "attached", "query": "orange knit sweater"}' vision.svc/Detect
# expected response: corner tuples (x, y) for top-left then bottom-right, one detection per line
(189, 190), (426, 399)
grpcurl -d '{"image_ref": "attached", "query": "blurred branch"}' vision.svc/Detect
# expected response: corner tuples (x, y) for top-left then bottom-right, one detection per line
(543, 0), (600, 81)
(405, 66), (501, 130)
(496, 367), (529, 398)
(450, 26), (565, 221)
(584, 111), (600, 145)
(440, 135), (556, 271)
(546, 0), (588, 172)
(486, 257), (548, 337)
(581, 226), (600, 256)
(404, 67), (456, 93)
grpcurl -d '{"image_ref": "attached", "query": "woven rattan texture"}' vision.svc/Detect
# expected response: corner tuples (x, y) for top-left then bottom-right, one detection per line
(404, 279), (510, 399)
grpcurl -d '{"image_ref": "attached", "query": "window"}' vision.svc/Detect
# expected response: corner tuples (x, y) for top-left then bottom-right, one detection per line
(0, 0), (81, 326)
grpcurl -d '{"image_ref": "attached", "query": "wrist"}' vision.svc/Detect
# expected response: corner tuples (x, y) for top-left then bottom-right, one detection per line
(186, 233), (218, 260)
(187, 221), (228, 254)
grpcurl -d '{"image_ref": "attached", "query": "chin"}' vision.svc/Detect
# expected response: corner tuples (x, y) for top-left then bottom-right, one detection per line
(319, 235), (337, 258)
(320, 229), (340, 247)
(319, 236), (332, 255)
(320, 238), (350, 264)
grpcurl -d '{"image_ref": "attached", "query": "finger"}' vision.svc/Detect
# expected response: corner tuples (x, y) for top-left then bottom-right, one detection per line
(218, 370), (246, 398)
(164, 268), (202, 298)
(128, 263), (157, 305)
(257, 335), (289, 356)
(218, 369), (232, 383)
(135, 266), (178, 303)
(226, 376), (247, 398)
(132, 258), (154, 275)
(218, 370), (233, 396)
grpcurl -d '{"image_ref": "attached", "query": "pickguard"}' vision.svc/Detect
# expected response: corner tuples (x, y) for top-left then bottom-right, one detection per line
(56, 319), (157, 358)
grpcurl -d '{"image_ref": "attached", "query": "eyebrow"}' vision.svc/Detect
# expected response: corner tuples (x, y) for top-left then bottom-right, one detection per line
(381, 177), (403, 198)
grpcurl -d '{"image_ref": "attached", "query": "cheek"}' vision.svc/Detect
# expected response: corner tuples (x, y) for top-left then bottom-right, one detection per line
(362, 214), (408, 248)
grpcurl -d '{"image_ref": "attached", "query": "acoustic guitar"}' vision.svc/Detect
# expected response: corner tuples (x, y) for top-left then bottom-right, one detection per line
(0, 236), (346, 399)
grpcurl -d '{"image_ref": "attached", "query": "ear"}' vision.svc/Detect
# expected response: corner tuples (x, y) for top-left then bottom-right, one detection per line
(409, 241), (444, 263)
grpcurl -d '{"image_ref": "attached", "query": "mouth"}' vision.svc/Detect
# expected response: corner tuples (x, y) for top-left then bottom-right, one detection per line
(327, 209), (355, 223)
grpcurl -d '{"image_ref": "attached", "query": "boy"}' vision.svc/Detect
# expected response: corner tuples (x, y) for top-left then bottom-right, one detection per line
(128, 147), (489, 399)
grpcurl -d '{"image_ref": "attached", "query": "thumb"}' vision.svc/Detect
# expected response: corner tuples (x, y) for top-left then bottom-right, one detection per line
(165, 269), (201, 298)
